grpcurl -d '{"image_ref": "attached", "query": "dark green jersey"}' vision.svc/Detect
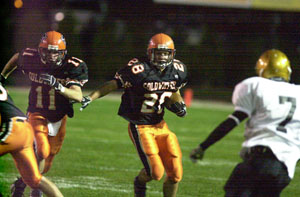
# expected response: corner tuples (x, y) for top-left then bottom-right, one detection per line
(114, 57), (188, 125)
(17, 48), (88, 122)
(0, 84), (25, 141)
(0, 85), (25, 122)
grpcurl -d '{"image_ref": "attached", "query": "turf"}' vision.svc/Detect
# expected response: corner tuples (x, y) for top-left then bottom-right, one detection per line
(0, 87), (299, 196)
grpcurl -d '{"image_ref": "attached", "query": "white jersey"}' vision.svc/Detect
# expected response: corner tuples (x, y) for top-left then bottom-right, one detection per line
(232, 76), (300, 178)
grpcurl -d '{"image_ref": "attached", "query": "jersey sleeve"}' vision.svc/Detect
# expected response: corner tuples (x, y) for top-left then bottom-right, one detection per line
(17, 48), (39, 74)
(114, 58), (141, 89)
(232, 78), (255, 116)
(173, 59), (188, 89)
(66, 61), (88, 87)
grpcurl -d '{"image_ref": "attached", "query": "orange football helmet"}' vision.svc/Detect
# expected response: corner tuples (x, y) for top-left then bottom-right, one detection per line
(147, 33), (176, 70)
(38, 31), (67, 67)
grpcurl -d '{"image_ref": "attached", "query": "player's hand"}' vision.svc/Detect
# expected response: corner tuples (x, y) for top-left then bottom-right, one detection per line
(175, 102), (187, 117)
(80, 96), (92, 111)
(167, 102), (187, 117)
(190, 146), (205, 163)
(40, 73), (64, 92)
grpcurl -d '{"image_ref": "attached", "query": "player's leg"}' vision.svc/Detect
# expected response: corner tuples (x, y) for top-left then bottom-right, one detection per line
(12, 147), (63, 197)
(156, 122), (183, 197)
(247, 147), (291, 196)
(4, 118), (30, 197)
(43, 115), (67, 174)
(27, 112), (51, 197)
(28, 112), (50, 168)
(38, 176), (63, 197)
(128, 123), (165, 196)
(31, 116), (67, 196)
(134, 168), (152, 197)
(224, 162), (254, 197)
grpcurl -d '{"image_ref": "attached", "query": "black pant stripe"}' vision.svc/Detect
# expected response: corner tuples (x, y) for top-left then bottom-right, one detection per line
(129, 123), (151, 176)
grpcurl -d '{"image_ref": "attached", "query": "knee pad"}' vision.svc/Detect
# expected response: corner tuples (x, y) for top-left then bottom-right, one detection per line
(167, 167), (182, 183)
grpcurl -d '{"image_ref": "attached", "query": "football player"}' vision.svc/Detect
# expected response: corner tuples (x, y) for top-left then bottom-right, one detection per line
(80, 33), (188, 197)
(190, 49), (300, 196)
(1, 31), (88, 197)
(0, 82), (63, 197)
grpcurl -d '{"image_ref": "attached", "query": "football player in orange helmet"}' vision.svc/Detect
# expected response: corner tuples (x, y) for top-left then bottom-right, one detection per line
(0, 83), (63, 197)
(38, 31), (67, 68)
(147, 33), (176, 71)
(80, 33), (188, 197)
(1, 31), (88, 197)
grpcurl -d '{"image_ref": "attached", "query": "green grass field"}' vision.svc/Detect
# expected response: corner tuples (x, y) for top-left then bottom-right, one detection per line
(1, 87), (299, 196)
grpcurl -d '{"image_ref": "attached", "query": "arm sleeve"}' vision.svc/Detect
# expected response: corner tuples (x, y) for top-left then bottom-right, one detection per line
(66, 62), (88, 87)
(174, 60), (188, 89)
(232, 80), (254, 116)
(114, 66), (135, 89)
(200, 110), (248, 150)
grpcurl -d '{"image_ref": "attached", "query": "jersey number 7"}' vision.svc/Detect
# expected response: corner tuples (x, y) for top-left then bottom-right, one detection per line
(277, 96), (296, 133)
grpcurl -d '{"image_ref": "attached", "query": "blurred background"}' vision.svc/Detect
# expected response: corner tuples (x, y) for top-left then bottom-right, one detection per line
(2, 0), (300, 102)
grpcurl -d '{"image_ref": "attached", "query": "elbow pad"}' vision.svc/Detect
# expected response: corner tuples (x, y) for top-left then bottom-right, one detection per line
(167, 101), (187, 117)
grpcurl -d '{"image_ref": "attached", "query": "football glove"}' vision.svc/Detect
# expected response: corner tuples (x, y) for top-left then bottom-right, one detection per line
(80, 96), (92, 111)
(190, 145), (205, 163)
(167, 101), (187, 117)
(40, 73), (65, 92)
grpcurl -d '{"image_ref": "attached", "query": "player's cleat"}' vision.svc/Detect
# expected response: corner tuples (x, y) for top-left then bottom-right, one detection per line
(134, 176), (146, 197)
(11, 177), (26, 197)
(30, 189), (43, 197)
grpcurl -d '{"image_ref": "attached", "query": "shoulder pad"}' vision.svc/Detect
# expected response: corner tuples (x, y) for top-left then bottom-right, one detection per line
(172, 59), (186, 73)
(20, 48), (38, 57)
(65, 56), (86, 68)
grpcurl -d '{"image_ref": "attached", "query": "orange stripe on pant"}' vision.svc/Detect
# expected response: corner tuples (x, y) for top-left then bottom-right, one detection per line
(27, 112), (67, 174)
(128, 120), (183, 183)
(0, 117), (42, 188)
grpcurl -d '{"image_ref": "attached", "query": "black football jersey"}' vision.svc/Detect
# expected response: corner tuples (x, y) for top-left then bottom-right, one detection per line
(17, 48), (88, 122)
(114, 57), (188, 125)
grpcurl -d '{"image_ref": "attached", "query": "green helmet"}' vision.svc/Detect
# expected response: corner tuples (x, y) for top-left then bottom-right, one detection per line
(256, 49), (292, 82)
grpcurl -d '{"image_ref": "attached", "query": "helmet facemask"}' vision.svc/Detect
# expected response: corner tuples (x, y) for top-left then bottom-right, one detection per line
(38, 47), (66, 67)
(149, 48), (175, 70)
